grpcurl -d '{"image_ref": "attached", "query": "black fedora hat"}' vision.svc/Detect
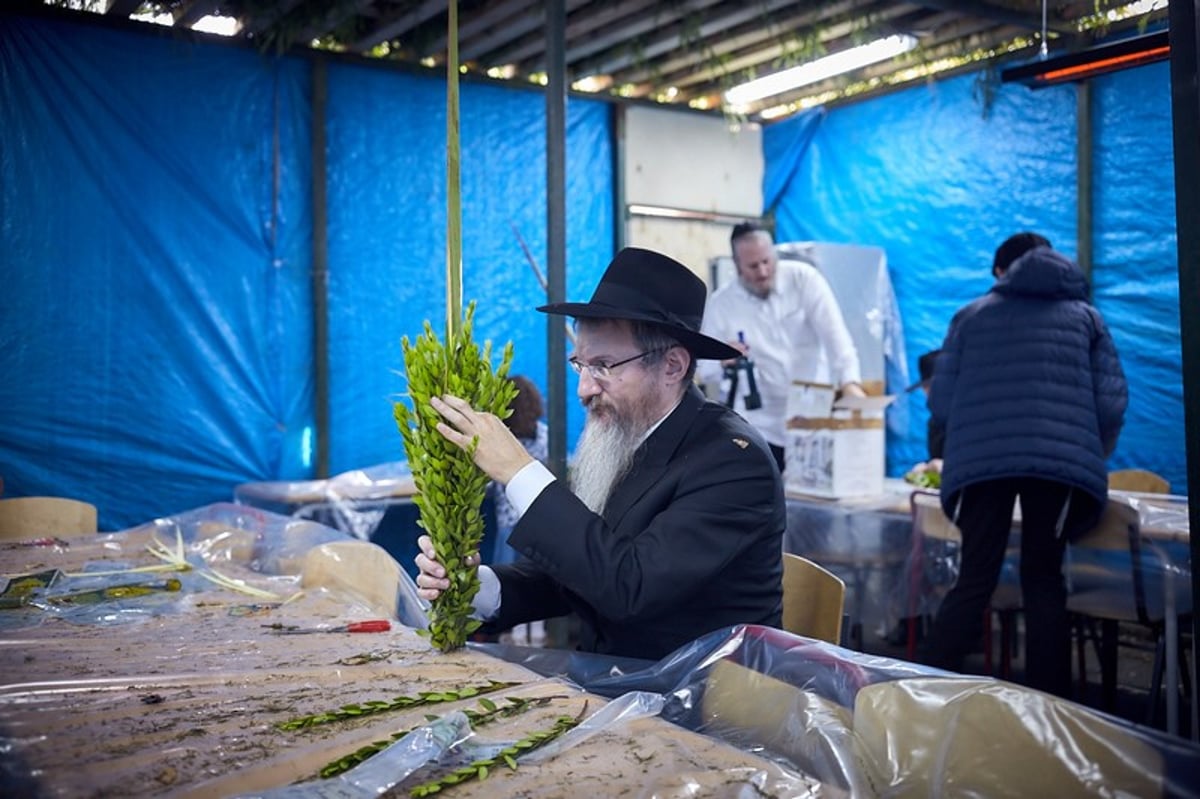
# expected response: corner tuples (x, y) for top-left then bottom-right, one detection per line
(906, 349), (942, 392)
(538, 247), (739, 361)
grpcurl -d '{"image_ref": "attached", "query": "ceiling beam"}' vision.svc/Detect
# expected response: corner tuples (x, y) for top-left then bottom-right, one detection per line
(495, 0), (722, 71)
(351, 0), (443, 52)
(419, 0), (530, 58)
(104, 0), (142, 16)
(460, 0), (592, 64)
(294, 0), (376, 45)
(240, 0), (305, 37)
(668, 11), (914, 95)
(559, 0), (729, 69)
(622, 1), (913, 93)
(913, 0), (1075, 36)
(727, 19), (1015, 114)
(573, 0), (864, 82)
(173, 1), (222, 28)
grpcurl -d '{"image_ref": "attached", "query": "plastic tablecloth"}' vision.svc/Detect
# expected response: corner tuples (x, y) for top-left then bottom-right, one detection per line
(2, 502), (1197, 797)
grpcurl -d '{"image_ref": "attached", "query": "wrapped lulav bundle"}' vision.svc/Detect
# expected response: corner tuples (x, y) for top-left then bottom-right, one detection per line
(394, 302), (517, 651)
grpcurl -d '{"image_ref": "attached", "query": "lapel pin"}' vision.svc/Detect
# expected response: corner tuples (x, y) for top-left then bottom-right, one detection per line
(732, 438), (749, 449)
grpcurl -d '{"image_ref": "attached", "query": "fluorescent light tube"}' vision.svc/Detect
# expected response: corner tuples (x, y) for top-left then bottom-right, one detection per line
(725, 34), (918, 105)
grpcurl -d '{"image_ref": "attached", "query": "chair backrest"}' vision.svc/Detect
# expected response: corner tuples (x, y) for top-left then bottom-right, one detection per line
(0, 497), (98, 539)
(1107, 469), (1170, 494)
(300, 540), (401, 618)
(1072, 496), (1139, 551)
(910, 489), (961, 542)
(854, 677), (1163, 797)
(781, 552), (845, 644)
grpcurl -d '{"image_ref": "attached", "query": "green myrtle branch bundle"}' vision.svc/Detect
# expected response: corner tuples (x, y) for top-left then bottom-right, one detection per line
(319, 694), (567, 778)
(276, 679), (518, 731)
(408, 703), (589, 797)
(394, 301), (517, 652)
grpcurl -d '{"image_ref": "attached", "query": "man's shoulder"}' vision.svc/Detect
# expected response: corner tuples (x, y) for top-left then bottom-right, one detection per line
(707, 278), (743, 305)
(686, 399), (775, 463)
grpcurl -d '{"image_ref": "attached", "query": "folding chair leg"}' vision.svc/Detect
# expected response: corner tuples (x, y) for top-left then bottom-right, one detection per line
(1147, 634), (1166, 727)
(983, 609), (993, 674)
(999, 611), (1015, 681)
(1074, 617), (1089, 696)
(1100, 619), (1119, 712)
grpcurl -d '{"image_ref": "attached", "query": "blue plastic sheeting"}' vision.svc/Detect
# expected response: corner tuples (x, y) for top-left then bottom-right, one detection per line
(0, 16), (613, 529)
(764, 67), (1186, 494)
(324, 63), (613, 474)
(1092, 62), (1184, 495)
(0, 18), (314, 529)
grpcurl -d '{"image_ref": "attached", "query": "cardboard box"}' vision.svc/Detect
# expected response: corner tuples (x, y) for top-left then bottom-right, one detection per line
(784, 391), (894, 499)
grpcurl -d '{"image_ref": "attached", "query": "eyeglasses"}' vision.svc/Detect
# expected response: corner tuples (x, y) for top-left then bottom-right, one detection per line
(568, 349), (666, 381)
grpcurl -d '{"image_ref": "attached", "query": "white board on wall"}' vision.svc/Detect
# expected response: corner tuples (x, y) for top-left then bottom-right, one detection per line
(622, 105), (763, 284)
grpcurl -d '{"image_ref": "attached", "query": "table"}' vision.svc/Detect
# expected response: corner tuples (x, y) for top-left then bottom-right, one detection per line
(894, 487), (1193, 736)
(0, 504), (827, 797)
(1, 502), (1195, 796)
(234, 462), (498, 578)
(784, 479), (914, 650)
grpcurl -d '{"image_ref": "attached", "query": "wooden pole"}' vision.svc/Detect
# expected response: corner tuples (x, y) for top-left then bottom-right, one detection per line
(445, 0), (462, 339)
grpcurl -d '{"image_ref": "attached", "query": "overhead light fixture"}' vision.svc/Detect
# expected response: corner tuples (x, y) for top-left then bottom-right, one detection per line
(1000, 29), (1169, 88)
(724, 34), (918, 106)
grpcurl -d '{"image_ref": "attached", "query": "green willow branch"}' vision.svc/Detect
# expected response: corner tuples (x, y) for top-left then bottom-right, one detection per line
(276, 680), (519, 731)
(319, 694), (568, 778)
(408, 703), (589, 797)
(394, 302), (516, 652)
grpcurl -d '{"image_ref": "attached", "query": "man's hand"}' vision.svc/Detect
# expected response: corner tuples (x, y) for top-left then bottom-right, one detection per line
(414, 534), (481, 601)
(720, 339), (750, 369)
(430, 394), (534, 484)
(839, 381), (868, 399)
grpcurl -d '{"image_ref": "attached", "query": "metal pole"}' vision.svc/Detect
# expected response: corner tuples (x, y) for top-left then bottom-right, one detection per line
(311, 57), (330, 478)
(612, 103), (627, 252)
(1168, 0), (1200, 739)
(1076, 81), (1093, 297)
(546, 0), (567, 480)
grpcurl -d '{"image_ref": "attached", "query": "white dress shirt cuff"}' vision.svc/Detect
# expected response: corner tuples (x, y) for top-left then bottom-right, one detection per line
(473, 565), (501, 620)
(505, 459), (556, 517)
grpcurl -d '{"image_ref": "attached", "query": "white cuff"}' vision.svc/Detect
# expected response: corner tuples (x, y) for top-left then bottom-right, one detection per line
(472, 565), (501, 621)
(504, 460), (556, 517)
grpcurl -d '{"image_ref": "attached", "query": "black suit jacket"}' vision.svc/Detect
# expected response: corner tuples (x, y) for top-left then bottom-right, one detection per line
(489, 386), (784, 660)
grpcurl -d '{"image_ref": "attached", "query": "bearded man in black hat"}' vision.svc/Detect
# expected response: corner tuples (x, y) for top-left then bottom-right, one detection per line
(415, 247), (785, 660)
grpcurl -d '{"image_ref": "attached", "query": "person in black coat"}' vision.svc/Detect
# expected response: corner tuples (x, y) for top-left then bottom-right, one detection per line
(415, 247), (785, 660)
(916, 232), (1128, 696)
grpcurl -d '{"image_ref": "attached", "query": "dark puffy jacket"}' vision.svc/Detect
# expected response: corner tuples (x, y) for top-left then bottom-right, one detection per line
(929, 247), (1127, 518)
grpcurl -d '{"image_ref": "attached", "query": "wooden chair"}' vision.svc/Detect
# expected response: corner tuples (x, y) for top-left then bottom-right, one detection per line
(781, 552), (846, 645)
(1067, 496), (1191, 733)
(1108, 469), (1170, 494)
(0, 497), (98, 539)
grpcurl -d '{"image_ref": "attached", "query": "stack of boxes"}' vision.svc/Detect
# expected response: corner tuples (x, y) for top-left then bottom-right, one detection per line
(784, 382), (893, 499)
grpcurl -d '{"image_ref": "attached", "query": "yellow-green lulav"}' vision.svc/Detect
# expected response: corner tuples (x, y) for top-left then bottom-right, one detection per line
(394, 302), (516, 651)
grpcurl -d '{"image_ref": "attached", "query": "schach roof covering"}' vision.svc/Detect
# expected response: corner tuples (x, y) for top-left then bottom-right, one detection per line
(46, 0), (1169, 120)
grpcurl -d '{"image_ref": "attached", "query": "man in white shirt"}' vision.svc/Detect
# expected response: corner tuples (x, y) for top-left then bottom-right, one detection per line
(699, 222), (865, 471)
(415, 247), (785, 660)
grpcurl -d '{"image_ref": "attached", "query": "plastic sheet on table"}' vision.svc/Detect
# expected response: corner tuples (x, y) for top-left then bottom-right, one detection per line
(233, 461), (416, 541)
(477, 624), (1200, 797)
(0, 503), (354, 630)
(232, 711), (474, 799)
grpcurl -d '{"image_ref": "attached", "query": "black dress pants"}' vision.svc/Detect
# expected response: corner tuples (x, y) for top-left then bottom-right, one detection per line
(917, 477), (1098, 698)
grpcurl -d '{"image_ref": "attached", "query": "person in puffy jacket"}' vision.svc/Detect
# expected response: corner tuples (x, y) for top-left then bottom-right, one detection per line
(916, 232), (1127, 697)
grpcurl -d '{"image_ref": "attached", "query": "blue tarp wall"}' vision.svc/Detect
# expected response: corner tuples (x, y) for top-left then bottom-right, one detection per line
(2, 13), (1188, 529)
(0, 15), (612, 529)
(765, 61), (1187, 495)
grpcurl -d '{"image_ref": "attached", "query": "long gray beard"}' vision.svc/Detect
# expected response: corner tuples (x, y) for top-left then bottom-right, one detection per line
(569, 417), (643, 516)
